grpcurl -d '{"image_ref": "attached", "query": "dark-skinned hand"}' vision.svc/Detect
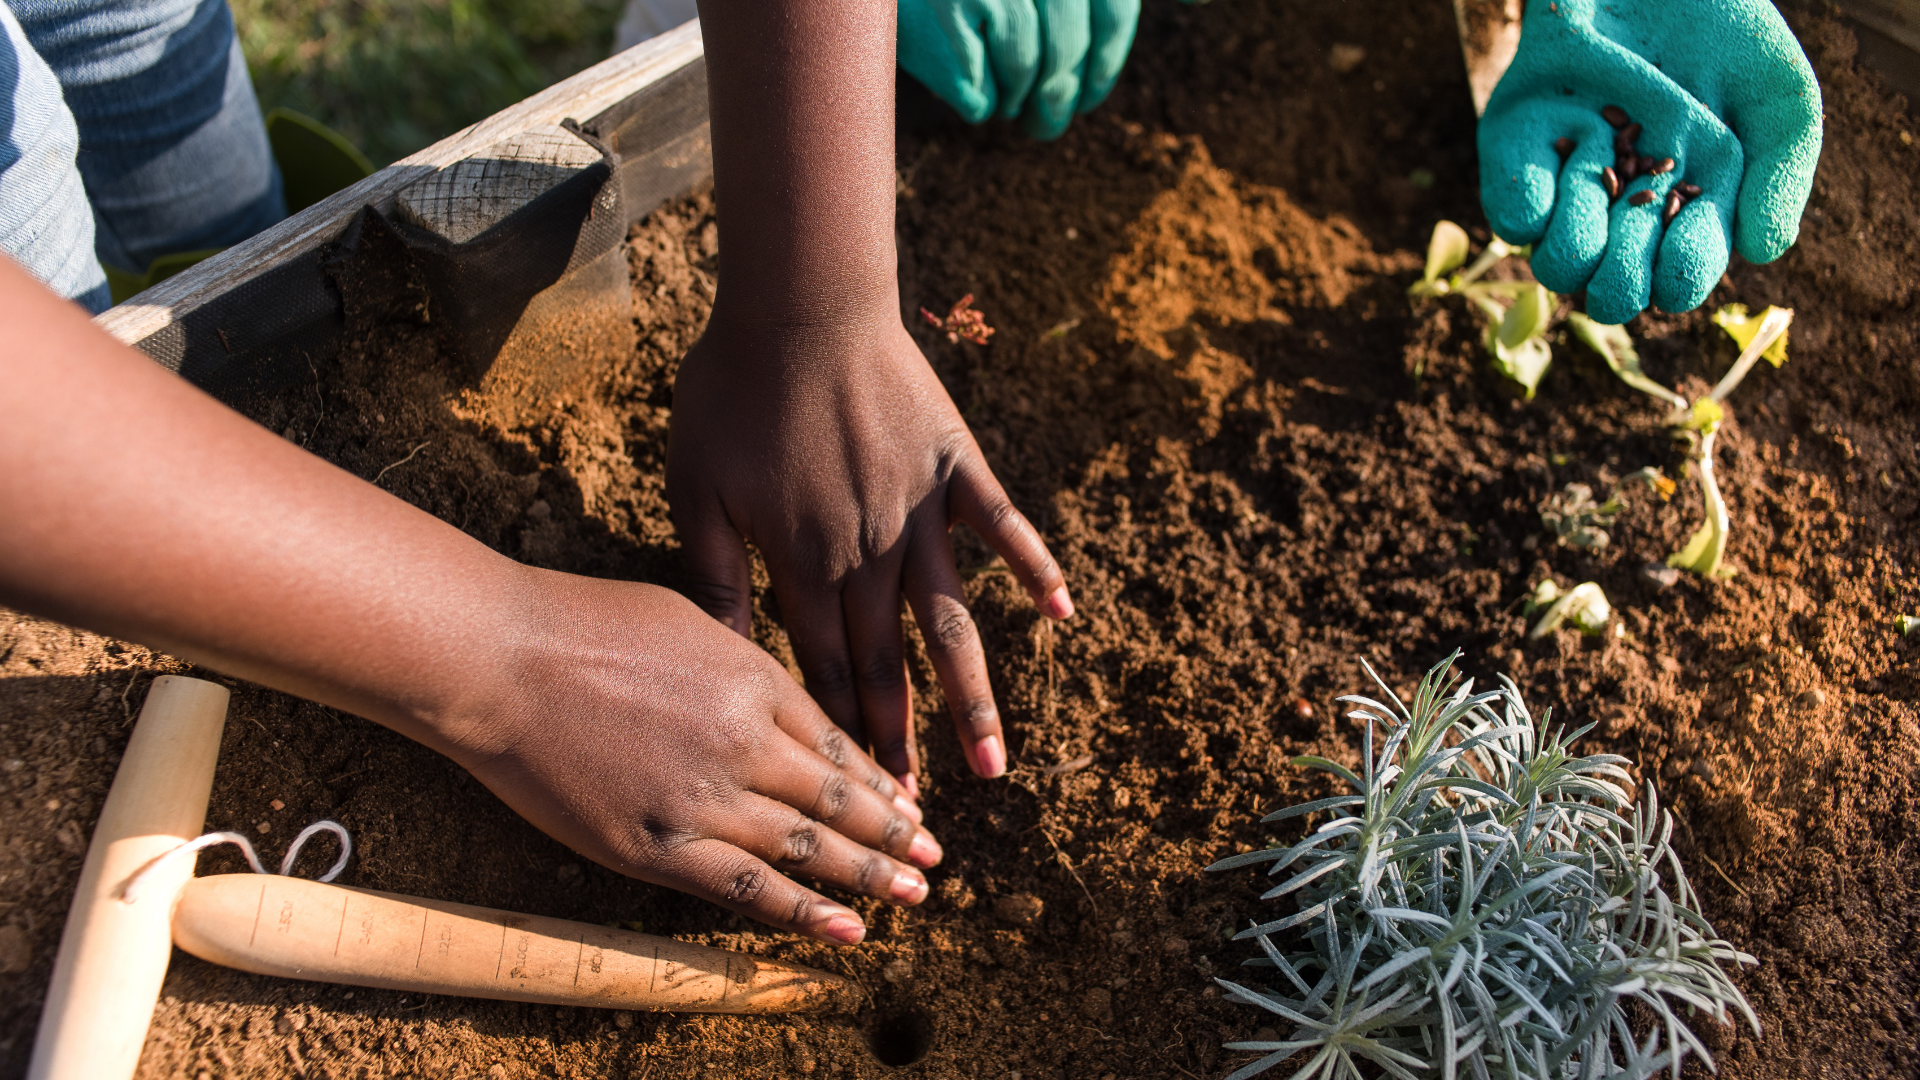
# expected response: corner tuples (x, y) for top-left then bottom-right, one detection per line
(669, 319), (1070, 789)
(683, 0), (1073, 791)
(446, 572), (940, 943)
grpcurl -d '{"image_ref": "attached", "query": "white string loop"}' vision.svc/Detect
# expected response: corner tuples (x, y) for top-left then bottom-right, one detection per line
(121, 819), (352, 904)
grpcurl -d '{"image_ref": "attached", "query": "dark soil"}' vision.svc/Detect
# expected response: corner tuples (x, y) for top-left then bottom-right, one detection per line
(4, 1), (1918, 1078)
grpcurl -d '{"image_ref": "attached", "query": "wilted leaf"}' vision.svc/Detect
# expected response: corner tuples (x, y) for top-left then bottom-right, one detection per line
(1712, 304), (1790, 367)
(1668, 434), (1735, 581)
(1566, 312), (1687, 409)
(1528, 581), (1612, 638)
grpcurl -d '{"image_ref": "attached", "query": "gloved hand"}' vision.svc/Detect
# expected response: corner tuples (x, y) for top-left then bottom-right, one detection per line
(898, 0), (1141, 140)
(1477, 0), (1822, 325)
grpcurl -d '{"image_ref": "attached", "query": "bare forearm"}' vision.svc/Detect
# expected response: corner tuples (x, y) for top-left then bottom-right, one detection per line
(0, 256), (524, 752)
(696, 0), (899, 334)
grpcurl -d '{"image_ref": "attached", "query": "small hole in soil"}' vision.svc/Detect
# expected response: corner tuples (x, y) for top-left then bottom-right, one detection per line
(868, 1009), (934, 1067)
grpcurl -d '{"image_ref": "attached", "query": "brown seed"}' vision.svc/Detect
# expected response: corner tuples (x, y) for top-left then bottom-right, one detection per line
(1293, 698), (1314, 720)
(1601, 166), (1622, 199)
(1629, 190), (1656, 206)
(1637, 155), (1656, 174)
(1554, 136), (1576, 159)
(1663, 188), (1686, 225)
(1622, 122), (1642, 146)
(1616, 154), (1640, 180)
(1679, 182), (1702, 197)
(1601, 104), (1631, 129)
(1649, 157), (1676, 175)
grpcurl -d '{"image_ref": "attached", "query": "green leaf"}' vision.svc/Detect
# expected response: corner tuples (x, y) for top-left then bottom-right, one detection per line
(1897, 615), (1919, 637)
(1423, 221), (1471, 284)
(1565, 312), (1687, 409)
(1292, 755), (1366, 792)
(1489, 334), (1553, 399)
(1498, 283), (1554, 351)
(1711, 304), (1790, 367)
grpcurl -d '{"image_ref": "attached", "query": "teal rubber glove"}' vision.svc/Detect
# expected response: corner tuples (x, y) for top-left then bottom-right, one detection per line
(897, 0), (1140, 140)
(1478, 0), (1822, 325)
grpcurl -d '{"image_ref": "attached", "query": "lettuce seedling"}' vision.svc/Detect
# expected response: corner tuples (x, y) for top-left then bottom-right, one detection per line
(1569, 304), (1793, 581)
(1209, 654), (1756, 1080)
(1409, 221), (1557, 397)
(1540, 469), (1672, 551)
(1524, 579), (1612, 638)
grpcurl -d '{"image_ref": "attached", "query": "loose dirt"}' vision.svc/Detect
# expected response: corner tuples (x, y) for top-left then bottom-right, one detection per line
(4, 1), (1916, 1078)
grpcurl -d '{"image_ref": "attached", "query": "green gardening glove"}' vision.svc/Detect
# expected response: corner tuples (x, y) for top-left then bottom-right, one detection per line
(1478, 0), (1822, 325)
(898, 0), (1140, 140)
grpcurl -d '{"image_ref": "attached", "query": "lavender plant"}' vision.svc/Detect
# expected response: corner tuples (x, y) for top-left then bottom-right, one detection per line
(1208, 655), (1755, 1080)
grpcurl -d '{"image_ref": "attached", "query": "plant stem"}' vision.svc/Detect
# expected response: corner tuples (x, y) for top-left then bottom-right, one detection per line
(1708, 307), (1793, 403)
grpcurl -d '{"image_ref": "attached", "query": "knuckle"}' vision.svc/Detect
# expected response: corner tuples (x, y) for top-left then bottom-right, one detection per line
(725, 863), (767, 905)
(857, 651), (907, 691)
(626, 815), (693, 864)
(978, 492), (1023, 535)
(685, 579), (748, 619)
(956, 698), (999, 739)
(859, 852), (893, 894)
(871, 734), (911, 772)
(813, 774), (854, 822)
(783, 821), (821, 865)
(813, 729), (851, 769)
(879, 812), (911, 856)
(787, 892), (815, 928)
(929, 606), (977, 653)
(807, 657), (858, 699)
(708, 716), (762, 759)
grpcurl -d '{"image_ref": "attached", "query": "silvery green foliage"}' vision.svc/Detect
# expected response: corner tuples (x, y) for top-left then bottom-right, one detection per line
(1207, 654), (1756, 1080)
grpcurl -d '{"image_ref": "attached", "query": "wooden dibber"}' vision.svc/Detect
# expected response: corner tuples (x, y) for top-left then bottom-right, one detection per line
(28, 675), (231, 1080)
(173, 875), (856, 1014)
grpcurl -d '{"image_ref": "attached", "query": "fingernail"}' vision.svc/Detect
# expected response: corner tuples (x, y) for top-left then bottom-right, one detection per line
(820, 911), (866, 945)
(1041, 585), (1075, 620)
(908, 828), (943, 868)
(897, 772), (920, 801)
(893, 794), (924, 825)
(974, 735), (1007, 779)
(890, 869), (929, 904)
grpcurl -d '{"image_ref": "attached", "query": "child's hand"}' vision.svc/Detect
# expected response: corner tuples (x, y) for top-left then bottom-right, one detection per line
(667, 317), (1070, 788)
(446, 571), (940, 944)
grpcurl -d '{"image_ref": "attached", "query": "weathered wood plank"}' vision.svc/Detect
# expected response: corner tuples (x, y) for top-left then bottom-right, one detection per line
(96, 20), (705, 348)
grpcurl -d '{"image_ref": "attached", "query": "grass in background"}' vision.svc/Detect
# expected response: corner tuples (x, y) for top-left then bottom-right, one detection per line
(233, 0), (625, 168)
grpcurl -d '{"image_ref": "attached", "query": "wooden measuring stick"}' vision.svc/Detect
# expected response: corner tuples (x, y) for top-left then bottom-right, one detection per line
(28, 675), (231, 1080)
(172, 874), (858, 1014)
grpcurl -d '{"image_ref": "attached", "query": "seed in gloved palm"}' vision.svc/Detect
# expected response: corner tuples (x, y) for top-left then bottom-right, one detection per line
(1602, 166), (1623, 199)
(1663, 188), (1687, 225)
(1679, 182), (1702, 197)
(1629, 190), (1656, 206)
(1650, 157), (1675, 175)
(1555, 137), (1576, 159)
(1601, 104), (1630, 128)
